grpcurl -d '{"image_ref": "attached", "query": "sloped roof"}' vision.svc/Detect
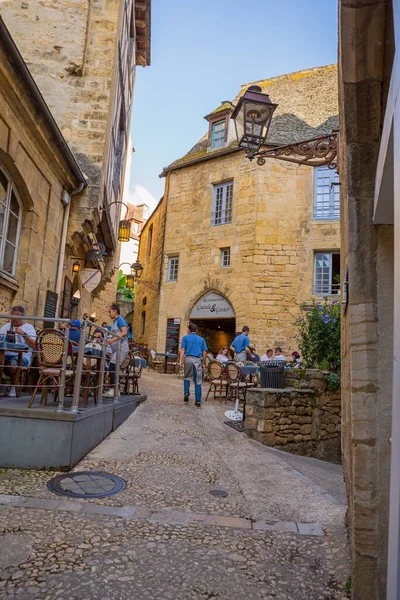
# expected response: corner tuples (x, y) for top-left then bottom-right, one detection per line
(161, 64), (338, 176)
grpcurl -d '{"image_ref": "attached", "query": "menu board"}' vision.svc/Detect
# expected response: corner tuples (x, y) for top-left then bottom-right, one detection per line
(43, 290), (58, 329)
(166, 318), (180, 354)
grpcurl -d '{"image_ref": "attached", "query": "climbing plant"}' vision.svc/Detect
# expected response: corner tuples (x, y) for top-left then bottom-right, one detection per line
(294, 298), (341, 372)
(116, 270), (135, 302)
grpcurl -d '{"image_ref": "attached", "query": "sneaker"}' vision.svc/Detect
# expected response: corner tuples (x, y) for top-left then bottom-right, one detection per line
(195, 401), (201, 408)
(7, 387), (16, 398)
(103, 389), (115, 398)
(184, 393), (189, 403)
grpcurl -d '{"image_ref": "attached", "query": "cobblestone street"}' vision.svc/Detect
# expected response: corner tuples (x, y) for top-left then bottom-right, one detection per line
(0, 371), (350, 599)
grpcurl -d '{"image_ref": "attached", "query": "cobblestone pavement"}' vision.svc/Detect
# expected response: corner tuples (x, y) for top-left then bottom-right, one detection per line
(0, 371), (351, 599)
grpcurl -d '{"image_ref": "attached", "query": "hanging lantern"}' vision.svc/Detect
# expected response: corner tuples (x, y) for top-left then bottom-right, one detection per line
(72, 260), (80, 273)
(118, 220), (131, 242)
(126, 273), (135, 289)
(132, 260), (143, 279)
(231, 85), (278, 154)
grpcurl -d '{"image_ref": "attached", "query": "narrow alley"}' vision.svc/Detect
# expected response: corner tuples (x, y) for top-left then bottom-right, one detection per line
(0, 372), (350, 600)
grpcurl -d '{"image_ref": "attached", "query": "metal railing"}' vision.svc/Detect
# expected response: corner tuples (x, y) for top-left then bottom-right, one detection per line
(0, 314), (129, 414)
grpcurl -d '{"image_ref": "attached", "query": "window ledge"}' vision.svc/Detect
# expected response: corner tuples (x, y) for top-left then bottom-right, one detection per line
(0, 271), (20, 293)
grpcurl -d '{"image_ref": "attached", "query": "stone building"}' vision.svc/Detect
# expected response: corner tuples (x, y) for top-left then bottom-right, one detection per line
(0, 0), (151, 318)
(0, 17), (86, 316)
(134, 65), (340, 356)
(338, 1), (397, 598)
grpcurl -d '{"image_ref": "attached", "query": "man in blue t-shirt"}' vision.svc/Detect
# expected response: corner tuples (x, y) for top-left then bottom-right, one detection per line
(230, 326), (255, 362)
(179, 323), (207, 407)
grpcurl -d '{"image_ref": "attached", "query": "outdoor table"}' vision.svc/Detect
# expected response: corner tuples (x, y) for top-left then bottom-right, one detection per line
(240, 364), (260, 379)
(0, 342), (30, 396)
(155, 352), (177, 373)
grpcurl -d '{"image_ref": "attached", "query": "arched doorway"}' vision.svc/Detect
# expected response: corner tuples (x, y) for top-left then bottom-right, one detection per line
(189, 292), (236, 355)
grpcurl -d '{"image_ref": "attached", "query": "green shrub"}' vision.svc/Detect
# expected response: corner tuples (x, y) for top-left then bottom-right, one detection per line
(294, 299), (340, 372)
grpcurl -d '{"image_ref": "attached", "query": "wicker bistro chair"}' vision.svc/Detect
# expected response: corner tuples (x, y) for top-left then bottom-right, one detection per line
(81, 341), (102, 406)
(28, 330), (69, 407)
(205, 360), (229, 401)
(120, 355), (143, 395)
(225, 361), (249, 404)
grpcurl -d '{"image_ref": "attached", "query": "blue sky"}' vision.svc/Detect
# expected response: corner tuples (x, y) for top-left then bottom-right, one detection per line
(128, 0), (338, 211)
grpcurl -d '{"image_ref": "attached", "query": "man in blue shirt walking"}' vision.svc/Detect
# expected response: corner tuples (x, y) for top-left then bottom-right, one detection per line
(179, 323), (207, 407)
(230, 326), (255, 362)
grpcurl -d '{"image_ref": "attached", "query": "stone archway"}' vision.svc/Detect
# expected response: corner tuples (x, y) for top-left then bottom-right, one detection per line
(189, 291), (236, 355)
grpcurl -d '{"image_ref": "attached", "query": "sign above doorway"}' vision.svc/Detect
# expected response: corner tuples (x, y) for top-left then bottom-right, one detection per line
(190, 292), (234, 319)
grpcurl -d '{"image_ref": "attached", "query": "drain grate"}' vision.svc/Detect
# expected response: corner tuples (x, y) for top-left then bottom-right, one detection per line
(209, 489), (228, 498)
(47, 471), (126, 499)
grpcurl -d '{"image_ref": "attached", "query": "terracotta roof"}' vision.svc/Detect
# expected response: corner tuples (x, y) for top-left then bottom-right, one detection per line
(161, 64), (338, 176)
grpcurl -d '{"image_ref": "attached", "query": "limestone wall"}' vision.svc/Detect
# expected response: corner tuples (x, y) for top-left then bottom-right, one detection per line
(0, 41), (80, 316)
(338, 2), (394, 598)
(244, 370), (341, 463)
(133, 198), (166, 350)
(149, 152), (339, 354)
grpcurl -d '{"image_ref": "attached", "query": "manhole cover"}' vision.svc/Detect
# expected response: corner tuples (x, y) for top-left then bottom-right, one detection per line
(47, 471), (126, 499)
(209, 489), (228, 498)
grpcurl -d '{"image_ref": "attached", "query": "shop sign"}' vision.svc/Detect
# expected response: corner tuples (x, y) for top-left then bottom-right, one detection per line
(81, 269), (102, 293)
(190, 292), (234, 319)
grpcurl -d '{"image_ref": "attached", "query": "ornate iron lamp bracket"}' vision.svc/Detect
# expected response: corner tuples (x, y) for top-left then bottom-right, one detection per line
(248, 132), (338, 170)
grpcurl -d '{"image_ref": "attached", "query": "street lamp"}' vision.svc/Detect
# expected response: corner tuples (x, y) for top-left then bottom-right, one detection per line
(231, 85), (277, 155)
(231, 87), (338, 168)
(126, 274), (135, 289)
(131, 260), (143, 280)
(72, 260), (80, 274)
(106, 201), (131, 242)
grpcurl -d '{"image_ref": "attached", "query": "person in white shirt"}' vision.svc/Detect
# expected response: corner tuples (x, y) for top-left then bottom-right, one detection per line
(274, 347), (286, 362)
(260, 348), (273, 361)
(216, 346), (230, 364)
(0, 305), (36, 397)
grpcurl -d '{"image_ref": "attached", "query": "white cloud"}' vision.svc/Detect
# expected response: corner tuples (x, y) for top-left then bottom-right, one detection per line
(124, 184), (158, 217)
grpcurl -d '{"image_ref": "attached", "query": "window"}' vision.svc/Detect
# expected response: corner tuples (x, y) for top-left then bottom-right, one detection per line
(0, 166), (22, 276)
(313, 166), (340, 220)
(212, 181), (233, 226)
(221, 247), (231, 267)
(113, 108), (126, 195)
(140, 311), (146, 335)
(147, 224), (153, 258)
(167, 256), (179, 282)
(211, 120), (226, 148)
(313, 252), (340, 295)
(142, 296), (147, 306)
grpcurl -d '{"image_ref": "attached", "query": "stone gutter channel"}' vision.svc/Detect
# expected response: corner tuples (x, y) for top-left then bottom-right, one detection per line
(0, 493), (324, 537)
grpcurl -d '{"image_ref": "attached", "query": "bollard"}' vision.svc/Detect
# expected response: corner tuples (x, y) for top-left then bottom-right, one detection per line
(71, 320), (87, 413)
(114, 339), (121, 401)
(56, 332), (70, 413)
(97, 336), (108, 405)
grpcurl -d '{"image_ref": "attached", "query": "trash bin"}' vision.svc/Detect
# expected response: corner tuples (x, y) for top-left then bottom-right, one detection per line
(259, 362), (285, 389)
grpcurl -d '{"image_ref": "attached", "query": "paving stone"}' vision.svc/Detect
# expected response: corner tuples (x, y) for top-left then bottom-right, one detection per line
(297, 522), (325, 536)
(253, 520), (299, 533)
(81, 504), (135, 518)
(205, 515), (252, 529)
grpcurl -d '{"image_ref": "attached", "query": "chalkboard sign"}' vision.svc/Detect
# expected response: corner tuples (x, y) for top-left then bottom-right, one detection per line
(166, 318), (180, 354)
(43, 290), (58, 329)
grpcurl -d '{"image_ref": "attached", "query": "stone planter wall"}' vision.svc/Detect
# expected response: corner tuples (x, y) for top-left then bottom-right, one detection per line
(244, 370), (341, 463)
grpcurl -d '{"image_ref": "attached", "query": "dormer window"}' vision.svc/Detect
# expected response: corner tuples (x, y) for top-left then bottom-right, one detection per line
(204, 101), (233, 151)
(211, 121), (226, 148)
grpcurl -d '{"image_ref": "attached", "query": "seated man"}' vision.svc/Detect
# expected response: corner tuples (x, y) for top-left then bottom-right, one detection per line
(260, 348), (273, 361)
(0, 305), (36, 397)
(249, 346), (260, 363)
(274, 347), (286, 362)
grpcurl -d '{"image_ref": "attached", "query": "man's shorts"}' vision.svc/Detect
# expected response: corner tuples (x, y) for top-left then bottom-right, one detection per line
(4, 353), (30, 368)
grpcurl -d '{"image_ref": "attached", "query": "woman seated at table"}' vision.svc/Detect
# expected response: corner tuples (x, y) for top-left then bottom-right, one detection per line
(0, 305), (36, 398)
(216, 346), (230, 364)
